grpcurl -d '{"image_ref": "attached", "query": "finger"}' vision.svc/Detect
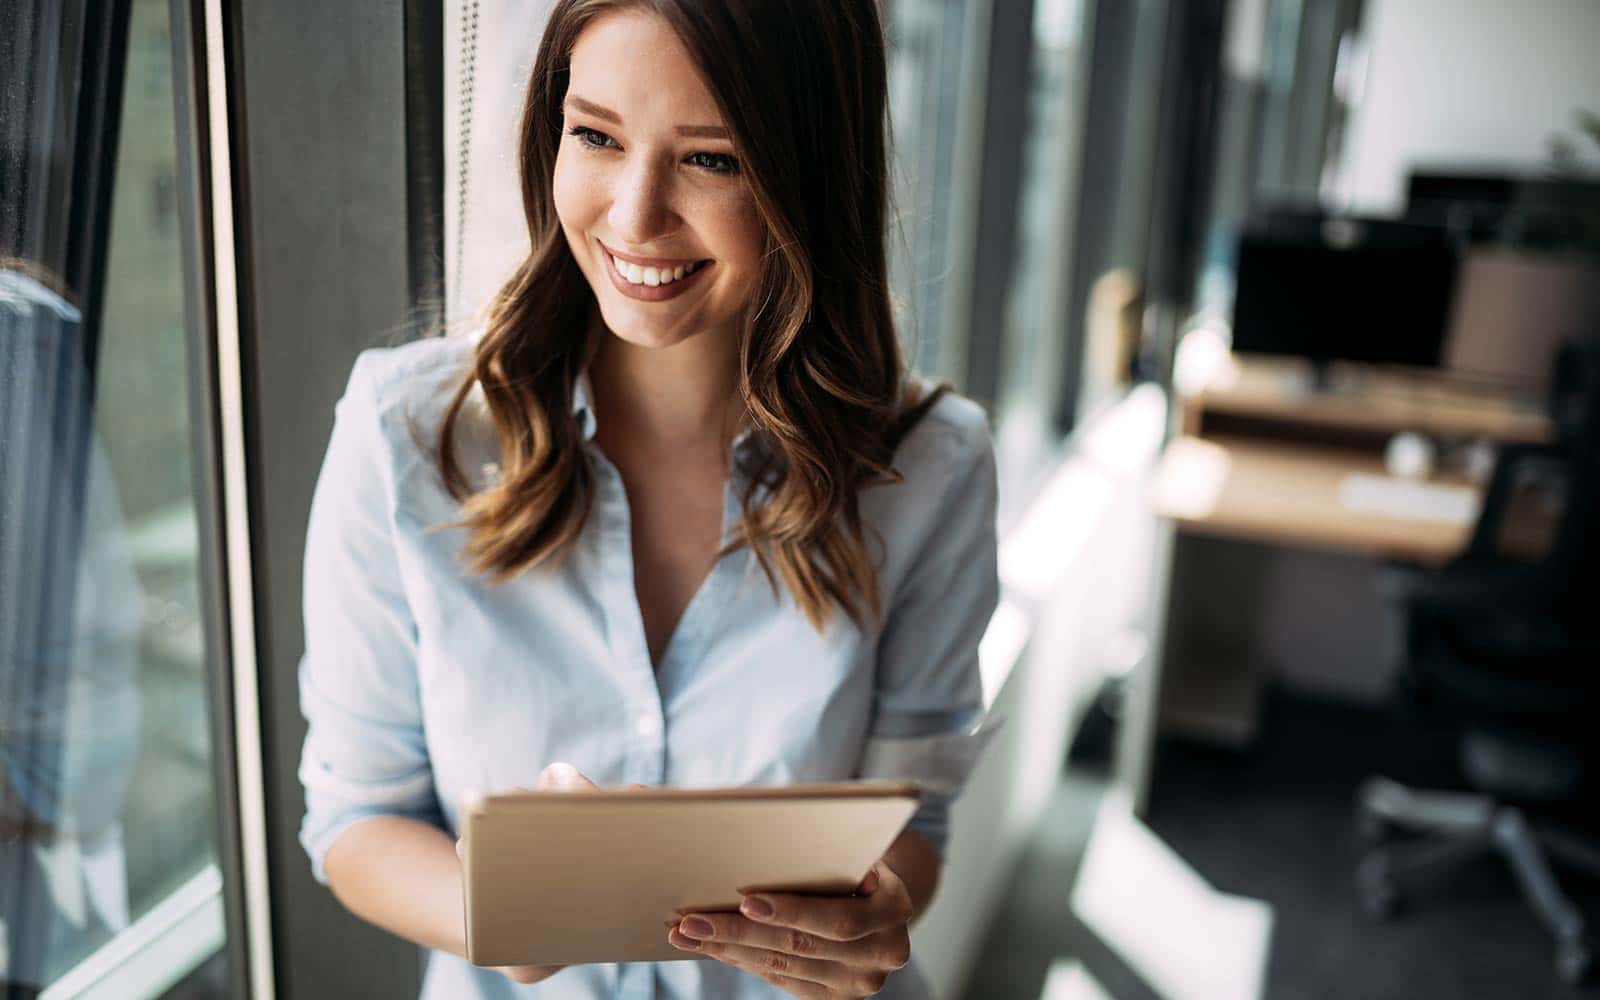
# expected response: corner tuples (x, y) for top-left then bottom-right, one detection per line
(538, 762), (598, 791)
(496, 962), (564, 984)
(857, 864), (880, 895)
(676, 912), (911, 974)
(672, 933), (857, 996)
(755, 972), (830, 999)
(672, 912), (856, 964)
(742, 875), (913, 943)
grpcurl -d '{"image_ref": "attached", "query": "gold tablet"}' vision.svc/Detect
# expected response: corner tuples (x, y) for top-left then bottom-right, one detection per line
(460, 781), (921, 967)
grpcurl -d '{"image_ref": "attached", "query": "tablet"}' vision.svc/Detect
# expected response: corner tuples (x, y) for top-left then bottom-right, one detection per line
(460, 781), (921, 967)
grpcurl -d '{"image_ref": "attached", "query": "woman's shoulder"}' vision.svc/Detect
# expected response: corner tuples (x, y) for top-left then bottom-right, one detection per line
(345, 334), (477, 420)
(858, 378), (996, 590)
(335, 334), (491, 486)
(860, 378), (993, 525)
(893, 375), (993, 473)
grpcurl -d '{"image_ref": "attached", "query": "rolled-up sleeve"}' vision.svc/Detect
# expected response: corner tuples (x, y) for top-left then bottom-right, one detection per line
(297, 352), (442, 886)
(859, 416), (1000, 858)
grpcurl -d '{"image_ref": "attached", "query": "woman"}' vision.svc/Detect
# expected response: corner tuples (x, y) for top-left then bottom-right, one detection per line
(296, 2), (998, 997)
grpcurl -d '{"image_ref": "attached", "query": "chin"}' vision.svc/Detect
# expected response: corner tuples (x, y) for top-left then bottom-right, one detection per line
(595, 304), (694, 351)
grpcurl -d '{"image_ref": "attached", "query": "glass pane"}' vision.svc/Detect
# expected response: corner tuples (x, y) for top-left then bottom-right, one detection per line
(2, 0), (227, 994)
(993, 0), (1092, 489)
(884, 0), (971, 381)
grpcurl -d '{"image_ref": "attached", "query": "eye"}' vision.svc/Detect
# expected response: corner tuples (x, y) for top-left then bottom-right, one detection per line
(566, 125), (618, 150)
(687, 151), (739, 175)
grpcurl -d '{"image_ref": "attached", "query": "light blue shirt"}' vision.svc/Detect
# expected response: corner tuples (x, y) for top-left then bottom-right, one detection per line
(296, 334), (998, 999)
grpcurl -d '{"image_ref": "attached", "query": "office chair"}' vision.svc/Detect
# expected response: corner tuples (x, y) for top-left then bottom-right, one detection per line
(1353, 336), (1600, 985)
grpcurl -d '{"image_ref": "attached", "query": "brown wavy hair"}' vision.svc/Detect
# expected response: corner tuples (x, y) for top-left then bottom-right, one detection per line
(434, 0), (947, 631)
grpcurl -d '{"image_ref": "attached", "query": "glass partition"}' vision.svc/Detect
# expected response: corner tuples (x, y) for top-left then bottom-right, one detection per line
(1, 0), (230, 994)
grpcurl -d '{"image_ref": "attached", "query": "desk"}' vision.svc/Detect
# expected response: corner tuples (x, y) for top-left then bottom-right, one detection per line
(1153, 435), (1476, 564)
(1116, 358), (1553, 813)
(1177, 355), (1551, 443)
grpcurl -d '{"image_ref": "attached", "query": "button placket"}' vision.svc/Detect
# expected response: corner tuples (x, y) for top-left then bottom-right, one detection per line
(606, 449), (674, 786)
(589, 448), (667, 785)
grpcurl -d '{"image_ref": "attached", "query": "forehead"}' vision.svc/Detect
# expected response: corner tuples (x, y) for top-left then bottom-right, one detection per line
(566, 9), (724, 124)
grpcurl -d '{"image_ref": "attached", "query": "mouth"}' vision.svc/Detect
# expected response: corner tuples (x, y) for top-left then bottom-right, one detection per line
(599, 240), (713, 302)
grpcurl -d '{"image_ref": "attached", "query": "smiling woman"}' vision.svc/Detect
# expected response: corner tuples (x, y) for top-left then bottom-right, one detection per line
(296, 2), (1000, 999)
(434, 0), (948, 634)
(552, 12), (760, 342)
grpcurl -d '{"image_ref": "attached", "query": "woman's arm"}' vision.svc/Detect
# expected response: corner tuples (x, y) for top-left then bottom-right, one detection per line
(324, 816), (467, 957)
(322, 765), (588, 985)
(324, 821), (566, 986)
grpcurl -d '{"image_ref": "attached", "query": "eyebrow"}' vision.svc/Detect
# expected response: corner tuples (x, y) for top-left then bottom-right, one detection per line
(563, 96), (729, 140)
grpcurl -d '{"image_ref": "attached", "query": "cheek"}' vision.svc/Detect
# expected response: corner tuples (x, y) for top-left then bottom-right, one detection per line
(551, 150), (599, 234)
(707, 193), (766, 285)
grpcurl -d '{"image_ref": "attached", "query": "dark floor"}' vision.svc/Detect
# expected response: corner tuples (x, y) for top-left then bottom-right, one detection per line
(961, 691), (1600, 1000)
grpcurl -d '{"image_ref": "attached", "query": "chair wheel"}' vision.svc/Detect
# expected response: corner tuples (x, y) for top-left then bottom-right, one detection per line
(1357, 856), (1402, 919)
(1556, 939), (1592, 985)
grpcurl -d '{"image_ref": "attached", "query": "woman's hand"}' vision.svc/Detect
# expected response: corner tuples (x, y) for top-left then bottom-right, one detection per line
(454, 762), (600, 984)
(667, 860), (914, 998)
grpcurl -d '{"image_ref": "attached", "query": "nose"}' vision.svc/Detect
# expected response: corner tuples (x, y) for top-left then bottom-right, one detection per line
(607, 159), (678, 247)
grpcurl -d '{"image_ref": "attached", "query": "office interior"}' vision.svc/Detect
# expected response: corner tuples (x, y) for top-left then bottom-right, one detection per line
(2, 0), (1598, 997)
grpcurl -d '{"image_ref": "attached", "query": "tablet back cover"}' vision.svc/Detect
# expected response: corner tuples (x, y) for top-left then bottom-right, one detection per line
(461, 783), (919, 966)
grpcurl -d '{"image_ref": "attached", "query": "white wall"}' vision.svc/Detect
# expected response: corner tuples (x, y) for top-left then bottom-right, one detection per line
(1333, 0), (1600, 214)
(445, 0), (554, 331)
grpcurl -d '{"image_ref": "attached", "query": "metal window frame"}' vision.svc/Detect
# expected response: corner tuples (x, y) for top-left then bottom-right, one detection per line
(929, 0), (996, 390)
(200, 0), (276, 994)
(22, 0), (266, 996)
(1053, 0), (1232, 415)
(951, 0), (1035, 413)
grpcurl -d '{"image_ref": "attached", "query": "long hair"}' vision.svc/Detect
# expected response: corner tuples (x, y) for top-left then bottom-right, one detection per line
(434, 0), (946, 631)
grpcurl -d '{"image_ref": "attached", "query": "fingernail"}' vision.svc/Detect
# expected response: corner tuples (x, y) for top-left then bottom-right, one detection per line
(860, 867), (880, 894)
(681, 916), (714, 938)
(668, 928), (701, 950)
(741, 896), (774, 919)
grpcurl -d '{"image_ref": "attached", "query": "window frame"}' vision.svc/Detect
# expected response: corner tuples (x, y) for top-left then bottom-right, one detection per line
(10, 0), (262, 996)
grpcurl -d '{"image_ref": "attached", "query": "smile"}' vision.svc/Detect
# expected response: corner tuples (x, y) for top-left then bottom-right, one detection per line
(599, 241), (713, 302)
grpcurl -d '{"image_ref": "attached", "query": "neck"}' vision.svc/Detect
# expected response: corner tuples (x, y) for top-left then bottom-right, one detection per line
(587, 317), (746, 450)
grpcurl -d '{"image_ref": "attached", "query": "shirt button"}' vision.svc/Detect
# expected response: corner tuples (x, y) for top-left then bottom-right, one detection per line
(635, 714), (659, 739)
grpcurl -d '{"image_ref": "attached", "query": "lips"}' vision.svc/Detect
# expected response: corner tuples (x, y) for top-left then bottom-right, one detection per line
(598, 240), (712, 302)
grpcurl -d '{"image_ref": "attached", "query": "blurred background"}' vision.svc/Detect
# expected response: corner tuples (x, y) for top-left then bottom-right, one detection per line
(2, 0), (1597, 997)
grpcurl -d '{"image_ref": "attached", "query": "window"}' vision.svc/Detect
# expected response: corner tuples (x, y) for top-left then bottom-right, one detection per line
(883, 0), (984, 383)
(1, 0), (231, 994)
(992, 0), (1097, 505)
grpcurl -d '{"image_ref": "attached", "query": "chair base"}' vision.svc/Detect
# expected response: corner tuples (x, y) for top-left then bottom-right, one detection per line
(1356, 776), (1600, 985)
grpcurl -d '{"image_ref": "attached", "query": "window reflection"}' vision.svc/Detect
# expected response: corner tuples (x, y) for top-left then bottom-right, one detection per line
(993, 0), (1092, 503)
(884, 0), (971, 380)
(1, 0), (223, 993)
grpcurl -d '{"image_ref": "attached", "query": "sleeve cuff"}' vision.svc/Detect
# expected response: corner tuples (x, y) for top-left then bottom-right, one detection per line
(858, 714), (1004, 796)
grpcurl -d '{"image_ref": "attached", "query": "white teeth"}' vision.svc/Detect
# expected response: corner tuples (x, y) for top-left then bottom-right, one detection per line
(609, 251), (705, 287)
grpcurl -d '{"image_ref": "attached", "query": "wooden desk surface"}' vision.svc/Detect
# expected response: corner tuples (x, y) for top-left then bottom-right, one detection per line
(1152, 435), (1476, 564)
(1155, 355), (1558, 563)
(1181, 356), (1551, 443)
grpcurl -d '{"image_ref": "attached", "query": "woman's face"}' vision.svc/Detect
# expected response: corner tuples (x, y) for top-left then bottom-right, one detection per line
(553, 9), (764, 354)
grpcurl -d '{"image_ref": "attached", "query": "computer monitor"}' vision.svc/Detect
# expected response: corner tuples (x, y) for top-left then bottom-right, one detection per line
(1407, 169), (1600, 247)
(1407, 170), (1517, 221)
(1230, 215), (1459, 373)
